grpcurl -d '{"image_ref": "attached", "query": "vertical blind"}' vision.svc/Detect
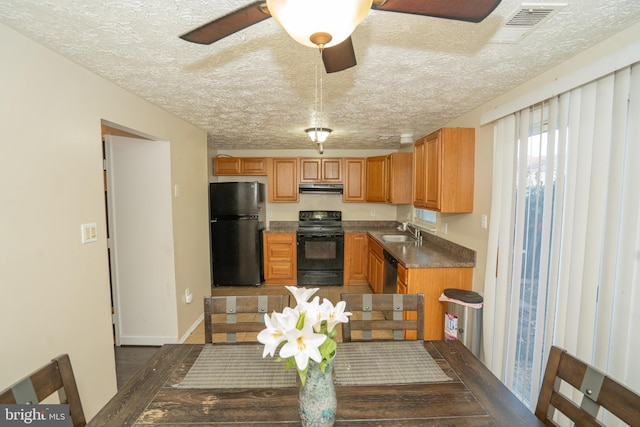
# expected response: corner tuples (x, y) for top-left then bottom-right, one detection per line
(483, 63), (640, 423)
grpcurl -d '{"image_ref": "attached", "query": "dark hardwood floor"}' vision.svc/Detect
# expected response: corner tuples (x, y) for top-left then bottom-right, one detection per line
(114, 346), (159, 389)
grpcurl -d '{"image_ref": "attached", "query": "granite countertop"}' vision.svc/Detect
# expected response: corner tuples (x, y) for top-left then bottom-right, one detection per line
(366, 229), (475, 269)
(264, 222), (298, 232)
(265, 220), (475, 269)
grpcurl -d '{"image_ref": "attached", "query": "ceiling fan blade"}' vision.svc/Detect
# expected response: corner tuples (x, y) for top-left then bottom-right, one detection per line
(322, 37), (357, 73)
(372, 0), (502, 23)
(180, 1), (271, 45)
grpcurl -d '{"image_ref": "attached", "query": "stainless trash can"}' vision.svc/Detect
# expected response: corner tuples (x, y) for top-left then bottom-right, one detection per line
(440, 288), (483, 357)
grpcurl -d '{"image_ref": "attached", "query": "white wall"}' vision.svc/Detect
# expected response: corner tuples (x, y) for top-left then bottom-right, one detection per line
(0, 23), (209, 419)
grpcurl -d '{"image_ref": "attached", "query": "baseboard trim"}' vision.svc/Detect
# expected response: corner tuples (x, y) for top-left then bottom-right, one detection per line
(179, 313), (204, 343)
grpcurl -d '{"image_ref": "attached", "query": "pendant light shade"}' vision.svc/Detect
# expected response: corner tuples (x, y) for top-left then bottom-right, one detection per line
(305, 127), (332, 143)
(266, 0), (372, 48)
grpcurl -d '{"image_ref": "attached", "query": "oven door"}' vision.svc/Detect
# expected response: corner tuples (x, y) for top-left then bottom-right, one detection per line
(296, 232), (344, 285)
(296, 233), (344, 271)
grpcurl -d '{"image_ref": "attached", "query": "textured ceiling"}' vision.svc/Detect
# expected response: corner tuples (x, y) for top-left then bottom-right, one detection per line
(1, 1), (640, 151)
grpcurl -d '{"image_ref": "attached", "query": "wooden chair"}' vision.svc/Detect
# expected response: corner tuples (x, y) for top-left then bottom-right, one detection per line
(340, 293), (425, 342)
(204, 295), (290, 343)
(0, 354), (86, 427)
(535, 346), (640, 426)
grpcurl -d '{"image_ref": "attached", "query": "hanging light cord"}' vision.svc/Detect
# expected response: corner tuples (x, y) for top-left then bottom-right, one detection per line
(316, 46), (324, 153)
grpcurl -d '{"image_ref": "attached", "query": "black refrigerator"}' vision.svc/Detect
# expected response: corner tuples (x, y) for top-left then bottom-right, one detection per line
(209, 182), (266, 286)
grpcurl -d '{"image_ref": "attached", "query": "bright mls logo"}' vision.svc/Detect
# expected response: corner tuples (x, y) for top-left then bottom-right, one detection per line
(1, 404), (68, 426)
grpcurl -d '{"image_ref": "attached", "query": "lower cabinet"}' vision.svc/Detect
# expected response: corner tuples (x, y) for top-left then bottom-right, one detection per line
(344, 233), (368, 285)
(367, 236), (384, 294)
(397, 265), (473, 340)
(263, 232), (297, 285)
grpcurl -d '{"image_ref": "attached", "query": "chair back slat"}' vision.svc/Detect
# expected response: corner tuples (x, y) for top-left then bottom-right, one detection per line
(0, 354), (86, 427)
(204, 295), (290, 344)
(535, 346), (640, 426)
(341, 293), (424, 342)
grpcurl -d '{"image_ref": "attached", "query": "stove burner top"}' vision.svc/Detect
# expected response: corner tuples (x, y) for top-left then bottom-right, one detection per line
(297, 210), (343, 235)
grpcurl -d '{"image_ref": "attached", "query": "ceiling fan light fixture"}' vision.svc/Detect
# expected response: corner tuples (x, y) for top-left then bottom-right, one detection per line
(305, 127), (332, 143)
(266, 0), (372, 48)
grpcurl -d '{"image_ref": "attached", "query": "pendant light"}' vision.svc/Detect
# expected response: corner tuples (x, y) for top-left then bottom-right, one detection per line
(266, 0), (372, 48)
(305, 128), (332, 143)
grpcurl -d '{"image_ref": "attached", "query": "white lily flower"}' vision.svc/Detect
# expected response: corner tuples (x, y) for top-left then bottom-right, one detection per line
(326, 300), (352, 333)
(285, 285), (319, 305)
(259, 286), (351, 383)
(303, 296), (324, 332)
(319, 298), (335, 318)
(279, 306), (301, 328)
(279, 321), (327, 371)
(257, 312), (287, 357)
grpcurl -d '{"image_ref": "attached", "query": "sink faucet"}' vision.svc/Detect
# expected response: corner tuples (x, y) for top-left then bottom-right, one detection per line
(406, 223), (423, 244)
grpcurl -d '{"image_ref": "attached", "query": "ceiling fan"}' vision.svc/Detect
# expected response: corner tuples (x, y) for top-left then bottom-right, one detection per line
(180, 0), (502, 73)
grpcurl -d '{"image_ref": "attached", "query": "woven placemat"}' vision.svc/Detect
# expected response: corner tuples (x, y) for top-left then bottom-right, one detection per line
(174, 344), (296, 389)
(175, 341), (450, 389)
(334, 341), (451, 386)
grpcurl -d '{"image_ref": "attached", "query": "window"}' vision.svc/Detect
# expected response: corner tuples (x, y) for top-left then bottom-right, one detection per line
(484, 63), (640, 421)
(414, 208), (436, 232)
(511, 109), (559, 403)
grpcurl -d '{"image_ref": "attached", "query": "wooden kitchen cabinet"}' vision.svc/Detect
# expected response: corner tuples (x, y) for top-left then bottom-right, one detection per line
(396, 264), (473, 340)
(213, 157), (267, 176)
(412, 140), (427, 207)
(397, 264), (408, 294)
(365, 156), (387, 202)
(413, 128), (475, 212)
(386, 152), (413, 204)
(263, 232), (297, 285)
(366, 153), (413, 204)
(267, 158), (299, 202)
(299, 158), (343, 183)
(344, 232), (368, 285)
(342, 158), (366, 202)
(367, 236), (384, 294)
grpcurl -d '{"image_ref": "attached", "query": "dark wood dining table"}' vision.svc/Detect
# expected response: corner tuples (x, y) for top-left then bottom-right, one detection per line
(89, 340), (542, 426)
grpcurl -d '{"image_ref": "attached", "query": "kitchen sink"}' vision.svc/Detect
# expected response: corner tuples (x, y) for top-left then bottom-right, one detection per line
(380, 234), (416, 243)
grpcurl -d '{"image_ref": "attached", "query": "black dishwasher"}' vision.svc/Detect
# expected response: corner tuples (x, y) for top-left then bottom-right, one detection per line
(382, 250), (398, 294)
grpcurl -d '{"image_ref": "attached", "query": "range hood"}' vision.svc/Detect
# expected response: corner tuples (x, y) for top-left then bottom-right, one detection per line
(299, 183), (344, 194)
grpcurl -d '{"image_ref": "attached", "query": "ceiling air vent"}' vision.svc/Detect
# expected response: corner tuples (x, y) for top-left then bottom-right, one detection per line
(489, 3), (566, 44)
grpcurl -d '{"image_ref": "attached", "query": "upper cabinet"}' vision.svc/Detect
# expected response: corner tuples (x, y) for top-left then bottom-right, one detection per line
(343, 158), (366, 202)
(366, 153), (413, 204)
(213, 157), (267, 176)
(413, 128), (475, 213)
(267, 158), (299, 202)
(299, 158), (343, 183)
(386, 153), (413, 204)
(365, 155), (387, 202)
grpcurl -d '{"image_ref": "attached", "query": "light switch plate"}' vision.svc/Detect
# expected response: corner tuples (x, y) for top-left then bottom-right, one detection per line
(81, 223), (97, 244)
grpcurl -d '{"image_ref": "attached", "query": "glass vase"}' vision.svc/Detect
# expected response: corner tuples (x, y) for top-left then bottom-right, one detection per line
(298, 358), (336, 427)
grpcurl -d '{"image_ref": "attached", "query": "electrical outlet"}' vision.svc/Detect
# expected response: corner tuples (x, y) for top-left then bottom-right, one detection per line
(481, 214), (488, 229)
(442, 223), (448, 235)
(370, 210), (376, 217)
